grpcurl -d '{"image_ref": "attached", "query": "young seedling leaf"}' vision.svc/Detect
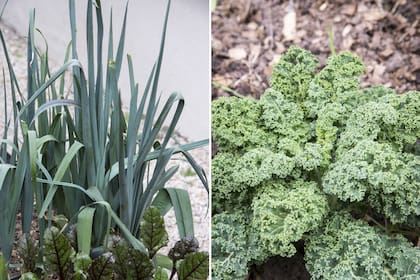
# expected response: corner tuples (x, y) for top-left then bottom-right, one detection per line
(72, 253), (92, 280)
(44, 226), (75, 280)
(177, 252), (209, 280)
(110, 236), (130, 279)
(88, 252), (114, 280)
(17, 233), (38, 273)
(127, 248), (155, 280)
(154, 267), (169, 280)
(140, 207), (168, 258)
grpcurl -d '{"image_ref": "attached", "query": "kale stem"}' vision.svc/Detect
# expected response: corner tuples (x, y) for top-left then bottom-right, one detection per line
(384, 267), (396, 280)
(365, 214), (386, 232)
(212, 81), (246, 98)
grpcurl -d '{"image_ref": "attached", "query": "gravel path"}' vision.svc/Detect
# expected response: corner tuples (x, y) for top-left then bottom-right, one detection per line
(0, 20), (209, 256)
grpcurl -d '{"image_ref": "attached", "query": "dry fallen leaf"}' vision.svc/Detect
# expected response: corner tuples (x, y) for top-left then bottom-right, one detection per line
(228, 47), (247, 60)
(213, 75), (233, 88)
(319, 2), (328, 11)
(342, 24), (352, 37)
(410, 55), (420, 71)
(372, 64), (386, 84)
(342, 3), (356, 16)
(249, 44), (261, 65)
(363, 9), (387, 22)
(283, 5), (296, 41)
(380, 48), (394, 58)
(342, 36), (354, 50)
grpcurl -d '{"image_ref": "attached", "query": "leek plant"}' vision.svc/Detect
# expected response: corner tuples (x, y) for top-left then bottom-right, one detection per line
(0, 0), (208, 269)
(0, 9), (80, 261)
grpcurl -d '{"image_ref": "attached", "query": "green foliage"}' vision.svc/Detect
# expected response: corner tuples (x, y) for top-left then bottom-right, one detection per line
(88, 252), (114, 280)
(20, 272), (39, 280)
(44, 227), (75, 279)
(252, 180), (329, 258)
(211, 46), (419, 279)
(72, 253), (92, 280)
(140, 207), (169, 259)
(305, 213), (420, 279)
(17, 233), (39, 273)
(260, 89), (311, 144)
(269, 46), (319, 103)
(324, 140), (420, 225)
(155, 267), (169, 280)
(1, 1), (208, 278)
(211, 97), (276, 152)
(0, 253), (7, 280)
(177, 252), (209, 280)
(211, 212), (255, 280)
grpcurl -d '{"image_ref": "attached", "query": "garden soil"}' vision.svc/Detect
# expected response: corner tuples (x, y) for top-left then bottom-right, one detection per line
(0, 21), (209, 277)
(212, 0), (419, 100)
(212, 0), (419, 279)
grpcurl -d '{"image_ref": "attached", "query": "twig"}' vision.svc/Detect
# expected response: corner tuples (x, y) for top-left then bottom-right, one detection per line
(212, 81), (246, 98)
(391, 0), (403, 14)
(240, 0), (252, 22)
(328, 24), (336, 56)
(375, 0), (384, 11)
(267, 0), (274, 49)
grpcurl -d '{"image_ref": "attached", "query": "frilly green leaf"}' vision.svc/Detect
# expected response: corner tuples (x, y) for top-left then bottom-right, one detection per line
(211, 97), (276, 151)
(252, 180), (329, 257)
(269, 46), (319, 102)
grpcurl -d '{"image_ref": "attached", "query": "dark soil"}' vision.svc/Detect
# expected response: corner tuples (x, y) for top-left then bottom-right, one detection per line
(248, 242), (310, 280)
(212, 0), (419, 279)
(212, 0), (419, 100)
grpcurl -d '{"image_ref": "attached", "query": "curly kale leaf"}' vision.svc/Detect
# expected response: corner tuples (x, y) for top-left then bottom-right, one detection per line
(305, 212), (420, 279)
(314, 102), (347, 165)
(251, 180), (329, 258)
(336, 85), (396, 110)
(211, 97), (276, 152)
(232, 148), (295, 187)
(383, 234), (420, 278)
(305, 212), (387, 279)
(211, 212), (257, 280)
(260, 88), (312, 144)
(324, 140), (420, 224)
(304, 52), (365, 118)
(294, 143), (323, 172)
(379, 90), (420, 149)
(211, 47), (419, 278)
(212, 152), (255, 213)
(269, 46), (319, 103)
(337, 102), (399, 155)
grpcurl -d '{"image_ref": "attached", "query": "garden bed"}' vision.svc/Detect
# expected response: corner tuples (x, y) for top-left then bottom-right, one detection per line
(212, 0), (419, 99)
(1, 11), (209, 278)
(211, 1), (419, 279)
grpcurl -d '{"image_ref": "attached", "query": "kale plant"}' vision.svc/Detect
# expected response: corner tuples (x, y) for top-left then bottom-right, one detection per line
(211, 46), (420, 279)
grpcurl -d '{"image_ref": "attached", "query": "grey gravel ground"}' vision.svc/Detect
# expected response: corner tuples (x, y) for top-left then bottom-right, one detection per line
(0, 20), (209, 255)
